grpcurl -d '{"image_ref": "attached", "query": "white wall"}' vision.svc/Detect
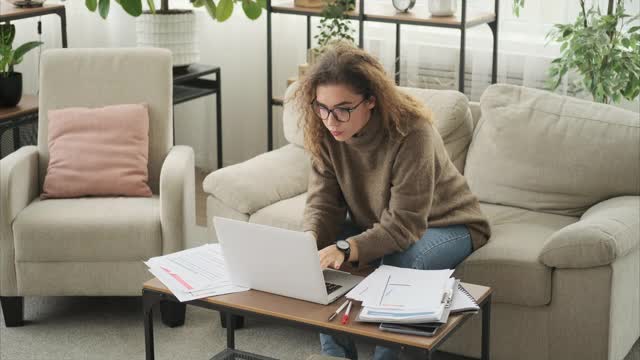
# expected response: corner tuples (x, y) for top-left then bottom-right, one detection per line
(12, 0), (640, 172)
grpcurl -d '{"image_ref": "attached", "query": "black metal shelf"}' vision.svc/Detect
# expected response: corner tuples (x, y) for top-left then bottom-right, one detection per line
(172, 64), (224, 169)
(265, 0), (500, 151)
(173, 82), (219, 105)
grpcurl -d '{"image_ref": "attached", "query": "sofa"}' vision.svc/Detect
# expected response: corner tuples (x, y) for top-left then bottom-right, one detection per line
(203, 84), (640, 360)
(0, 48), (195, 327)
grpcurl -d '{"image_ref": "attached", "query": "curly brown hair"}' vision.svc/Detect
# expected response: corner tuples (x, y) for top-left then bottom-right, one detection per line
(291, 41), (432, 160)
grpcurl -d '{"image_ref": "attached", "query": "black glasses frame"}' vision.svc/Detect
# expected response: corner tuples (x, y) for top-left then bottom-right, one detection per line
(311, 97), (369, 123)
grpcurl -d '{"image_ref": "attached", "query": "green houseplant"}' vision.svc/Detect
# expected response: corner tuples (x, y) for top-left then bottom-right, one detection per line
(86, 0), (266, 67)
(0, 23), (43, 107)
(512, 0), (640, 104)
(309, 0), (356, 63)
(86, 0), (265, 23)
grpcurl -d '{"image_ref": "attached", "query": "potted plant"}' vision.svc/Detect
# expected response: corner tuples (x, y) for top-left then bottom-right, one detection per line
(86, 0), (266, 67)
(512, 0), (640, 104)
(306, 0), (355, 65)
(0, 23), (43, 107)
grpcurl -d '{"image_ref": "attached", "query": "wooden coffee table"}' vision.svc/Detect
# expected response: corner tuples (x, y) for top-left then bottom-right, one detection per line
(142, 278), (492, 360)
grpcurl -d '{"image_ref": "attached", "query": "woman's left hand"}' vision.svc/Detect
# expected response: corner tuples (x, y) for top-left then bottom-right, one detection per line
(319, 245), (345, 269)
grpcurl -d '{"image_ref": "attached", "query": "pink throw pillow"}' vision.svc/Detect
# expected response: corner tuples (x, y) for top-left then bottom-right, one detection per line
(42, 103), (152, 199)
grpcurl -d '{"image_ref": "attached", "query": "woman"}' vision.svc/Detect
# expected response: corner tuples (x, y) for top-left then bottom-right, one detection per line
(295, 41), (491, 360)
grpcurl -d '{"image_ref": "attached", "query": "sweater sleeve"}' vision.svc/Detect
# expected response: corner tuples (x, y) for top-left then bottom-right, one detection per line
(303, 141), (347, 250)
(350, 129), (443, 265)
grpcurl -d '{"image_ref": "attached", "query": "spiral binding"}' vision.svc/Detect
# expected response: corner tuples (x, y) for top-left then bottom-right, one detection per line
(457, 284), (478, 306)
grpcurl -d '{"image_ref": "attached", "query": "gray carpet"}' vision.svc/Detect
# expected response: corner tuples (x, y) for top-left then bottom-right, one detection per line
(0, 295), (375, 360)
(1, 295), (639, 360)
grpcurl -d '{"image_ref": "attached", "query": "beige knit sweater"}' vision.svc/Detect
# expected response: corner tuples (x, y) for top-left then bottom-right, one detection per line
(303, 113), (491, 265)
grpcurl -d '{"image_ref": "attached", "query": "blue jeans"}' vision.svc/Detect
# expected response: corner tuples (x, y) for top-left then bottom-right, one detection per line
(320, 222), (473, 360)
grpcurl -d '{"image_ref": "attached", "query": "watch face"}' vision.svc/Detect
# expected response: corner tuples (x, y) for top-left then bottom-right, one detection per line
(336, 240), (350, 251)
(392, 0), (414, 11)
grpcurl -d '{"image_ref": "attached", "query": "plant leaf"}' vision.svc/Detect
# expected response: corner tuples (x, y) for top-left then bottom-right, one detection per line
(216, 0), (234, 22)
(204, 0), (217, 19)
(12, 41), (43, 66)
(118, 0), (143, 16)
(99, 0), (111, 19)
(242, 0), (262, 19)
(146, 0), (156, 13)
(86, 0), (98, 12)
(0, 24), (16, 48)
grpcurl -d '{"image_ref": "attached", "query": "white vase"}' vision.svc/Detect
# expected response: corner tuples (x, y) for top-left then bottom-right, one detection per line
(135, 11), (199, 67)
(428, 0), (457, 16)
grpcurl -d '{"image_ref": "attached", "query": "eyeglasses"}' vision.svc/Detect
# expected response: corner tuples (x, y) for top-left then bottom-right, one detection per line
(311, 97), (368, 123)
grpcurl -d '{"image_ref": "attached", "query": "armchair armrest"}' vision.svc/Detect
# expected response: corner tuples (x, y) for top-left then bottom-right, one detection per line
(160, 146), (195, 253)
(539, 196), (640, 268)
(0, 146), (39, 294)
(203, 144), (310, 215)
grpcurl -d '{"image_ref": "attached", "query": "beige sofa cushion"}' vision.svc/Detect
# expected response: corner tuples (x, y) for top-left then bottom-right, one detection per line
(249, 193), (306, 231)
(203, 144), (309, 215)
(465, 84), (640, 217)
(13, 197), (162, 262)
(283, 84), (474, 173)
(540, 196), (640, 268)
(455, 203), (578, 306)
(399, 87), (474, 173)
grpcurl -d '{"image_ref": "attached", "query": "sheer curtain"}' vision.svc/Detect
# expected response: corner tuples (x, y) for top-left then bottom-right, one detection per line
(10, 0), (639, 170)
(363, 0), (639, 110)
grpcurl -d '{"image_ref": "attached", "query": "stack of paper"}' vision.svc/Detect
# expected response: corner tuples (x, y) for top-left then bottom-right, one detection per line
(346, 265), (478, 324)
(145, 244), (248, 302)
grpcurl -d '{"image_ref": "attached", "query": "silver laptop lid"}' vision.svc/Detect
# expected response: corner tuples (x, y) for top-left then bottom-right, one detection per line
(214, 217), (330, 304)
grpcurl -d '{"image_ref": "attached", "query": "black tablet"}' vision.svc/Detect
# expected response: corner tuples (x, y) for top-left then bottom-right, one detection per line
(378, 322), (441, 337)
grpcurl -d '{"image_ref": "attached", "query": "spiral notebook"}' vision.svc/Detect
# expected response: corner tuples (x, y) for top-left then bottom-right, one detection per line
(450, 281), (479, 314)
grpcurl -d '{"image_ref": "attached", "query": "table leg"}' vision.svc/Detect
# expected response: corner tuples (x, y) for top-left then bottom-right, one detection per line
(57, 8), (68, 48)
(226, 312), (235, 349)
(216, 69), (223, 169)
(143, 290), (164, 360)
(481, 294), (492, 360)
(458, 0), (467, 94)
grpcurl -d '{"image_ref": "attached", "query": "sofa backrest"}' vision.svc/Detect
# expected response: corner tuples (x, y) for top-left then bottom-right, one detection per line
(38, 48), (173, 194)
(282, 83), (475, 173)
(464, 84), (640, 217)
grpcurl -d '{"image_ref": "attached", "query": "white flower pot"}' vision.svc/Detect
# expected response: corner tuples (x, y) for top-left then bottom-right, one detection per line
(135, 11), (199, 67)
(428, 0), (457, 16)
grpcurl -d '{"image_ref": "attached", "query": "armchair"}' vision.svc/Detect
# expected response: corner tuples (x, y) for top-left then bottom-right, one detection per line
(0, 48), (195, 327)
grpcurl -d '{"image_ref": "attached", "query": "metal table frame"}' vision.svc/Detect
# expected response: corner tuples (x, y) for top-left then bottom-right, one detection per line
(0, 2), (68, 48)
(142, 287), (492, 360)
(0, 109), (37, 159)
(173, 64), (224, 169)
(0, 65), (224, 168)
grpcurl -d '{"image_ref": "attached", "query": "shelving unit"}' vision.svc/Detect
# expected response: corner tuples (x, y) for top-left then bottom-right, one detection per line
(265, 0), (499, 150)
(0, 1), (68, 158)
(172, 64), (224, 169)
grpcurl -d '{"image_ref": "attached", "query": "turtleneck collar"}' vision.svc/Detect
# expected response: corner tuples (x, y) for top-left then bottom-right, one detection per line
(344, 111), (384, 150)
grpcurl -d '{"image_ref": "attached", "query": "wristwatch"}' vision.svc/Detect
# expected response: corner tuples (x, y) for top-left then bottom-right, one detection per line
(335, 240), (351, 262)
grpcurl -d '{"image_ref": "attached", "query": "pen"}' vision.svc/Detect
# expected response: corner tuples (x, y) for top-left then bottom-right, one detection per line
(341, 300), (353, 325)
(328, 299), (350, 321)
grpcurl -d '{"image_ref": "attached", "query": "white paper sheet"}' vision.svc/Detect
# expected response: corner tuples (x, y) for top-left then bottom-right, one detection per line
(145, 244), (248, 302)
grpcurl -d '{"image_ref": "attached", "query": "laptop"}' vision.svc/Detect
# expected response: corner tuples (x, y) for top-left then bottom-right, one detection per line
(214, 216), (364, 305)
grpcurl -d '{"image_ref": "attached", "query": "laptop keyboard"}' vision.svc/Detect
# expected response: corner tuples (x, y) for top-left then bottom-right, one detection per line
(325, 282), (342, 295)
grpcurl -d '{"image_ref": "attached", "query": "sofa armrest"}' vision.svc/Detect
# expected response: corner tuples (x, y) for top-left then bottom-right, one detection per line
(469, 101), (481, 128)
(539, 196), (640, 268)
(160, 146), (195, 253)
(203, 144), (310, 214)
(0, 146), (39, 294)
